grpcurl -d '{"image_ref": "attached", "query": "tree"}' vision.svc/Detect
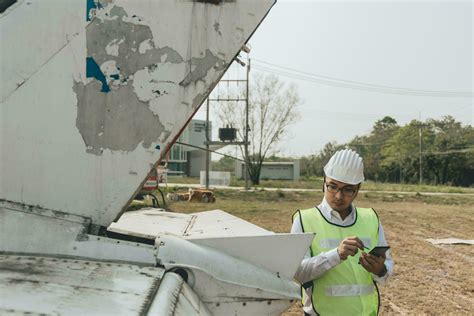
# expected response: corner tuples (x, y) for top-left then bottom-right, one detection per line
(380, 116), (473, 185)
(217, 73), (301, 184)
(211, 154), (236, 172)
(422, 116), (473, 185)
(348, 116), (399, 182)
(297, 141), (345, 178)
(298, 115), (473, 186)
(380, 120), (423, 183)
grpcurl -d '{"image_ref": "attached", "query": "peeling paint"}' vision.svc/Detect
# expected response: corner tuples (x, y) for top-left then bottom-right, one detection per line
(105, 38), (124, 57)
(86, 0), (103, 21)
(76, 3), (227, 154)
(179, 49), (226, 87)
(86, 57), (110, 92)
(100, 60), (120, 86)
(138, 39), (153, 54)
(132, 64), (181, 103)
(74, 81), (165, 155)
(86, 6), (183, 76)
(75, 4), (186, 155)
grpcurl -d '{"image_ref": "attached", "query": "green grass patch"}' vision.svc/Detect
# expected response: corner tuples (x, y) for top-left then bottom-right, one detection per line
(168, 176), (474, 194)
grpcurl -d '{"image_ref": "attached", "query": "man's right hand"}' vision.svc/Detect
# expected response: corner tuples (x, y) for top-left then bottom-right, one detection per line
(337, 236), (364, 260)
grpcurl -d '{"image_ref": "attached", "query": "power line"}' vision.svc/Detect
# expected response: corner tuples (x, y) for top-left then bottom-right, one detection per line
(253, 59), (473, 97)
(254, 59), (471, 95)
(175, 141), (245, 162)
(253, 64), (463, 97)
(422, 148), (474, 155)
(252, 59), (473, 98)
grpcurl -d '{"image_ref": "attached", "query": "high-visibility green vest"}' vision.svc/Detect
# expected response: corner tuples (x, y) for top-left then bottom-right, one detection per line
(294, 207), (380, 316)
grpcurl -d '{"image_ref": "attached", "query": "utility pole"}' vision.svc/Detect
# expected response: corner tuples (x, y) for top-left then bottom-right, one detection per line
(244, 58), (250, 191)
(419, 120), (423, 184)
(205, 98), (210, 189)
(206, 49), (251, 190)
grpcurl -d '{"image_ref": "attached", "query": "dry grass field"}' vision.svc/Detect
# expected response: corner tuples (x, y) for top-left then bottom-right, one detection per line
(164, 188), (474, 315)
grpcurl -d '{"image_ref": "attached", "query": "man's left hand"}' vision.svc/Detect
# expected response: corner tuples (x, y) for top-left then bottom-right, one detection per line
(359, 252), (385, 276)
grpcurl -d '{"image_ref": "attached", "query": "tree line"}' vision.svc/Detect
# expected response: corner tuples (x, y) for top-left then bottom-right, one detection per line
(300, 116), (474, 186)
(213, 74), (472, 186)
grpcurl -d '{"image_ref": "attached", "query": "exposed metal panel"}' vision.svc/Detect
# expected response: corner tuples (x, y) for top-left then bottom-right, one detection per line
(108, 208), (272, 239)
(148, 272), (212, 316)
(154, 234), (304, 315)
(0, 0), (276, 226)
(0, 204), (89, 255)
(190, 233), (315, 280)
(0, 204), (157, 265)
(187, 209), (273, 238)
(109, 209), (193, 239)
(0, 254), (165, 315)
(108, 208), (314, 279)
(155, 234), (301, 301)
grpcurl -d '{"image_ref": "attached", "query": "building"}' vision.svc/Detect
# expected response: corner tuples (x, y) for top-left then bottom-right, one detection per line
(235, 161), (300, 181)
(168, 119), (216, 177)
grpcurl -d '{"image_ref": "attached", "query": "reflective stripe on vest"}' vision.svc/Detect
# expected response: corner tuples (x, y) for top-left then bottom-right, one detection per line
(295, 207), (380, 316)
(326, 284), (375, 297)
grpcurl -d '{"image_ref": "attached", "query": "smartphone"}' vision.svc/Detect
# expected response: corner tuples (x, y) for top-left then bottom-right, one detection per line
(368, 246), (390, 257)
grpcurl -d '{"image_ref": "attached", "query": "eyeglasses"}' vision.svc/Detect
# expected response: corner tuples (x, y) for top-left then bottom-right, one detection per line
(325, 183), (358, 197)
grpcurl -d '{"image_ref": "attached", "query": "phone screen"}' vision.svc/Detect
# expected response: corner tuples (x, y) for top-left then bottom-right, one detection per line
(368, 246), (390, 257)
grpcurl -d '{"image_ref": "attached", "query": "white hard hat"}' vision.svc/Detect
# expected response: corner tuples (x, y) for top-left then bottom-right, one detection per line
(323, 149), (365, 185)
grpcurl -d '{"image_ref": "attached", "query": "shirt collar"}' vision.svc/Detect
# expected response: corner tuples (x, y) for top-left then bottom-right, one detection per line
(319, 197), (355, 222)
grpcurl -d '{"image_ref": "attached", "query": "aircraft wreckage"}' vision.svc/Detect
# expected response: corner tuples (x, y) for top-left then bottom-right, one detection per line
(0, 1), (313, 314)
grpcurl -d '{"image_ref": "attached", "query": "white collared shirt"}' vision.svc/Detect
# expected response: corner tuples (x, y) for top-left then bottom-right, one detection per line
(291, 197), (394, 315)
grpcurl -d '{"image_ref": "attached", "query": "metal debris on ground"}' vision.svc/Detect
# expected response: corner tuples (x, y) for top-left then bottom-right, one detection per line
(167, 192), (191, 201)
(189, 188), (216, 203)
(426, 238), (474, 245)
(167, 189), (216, 203)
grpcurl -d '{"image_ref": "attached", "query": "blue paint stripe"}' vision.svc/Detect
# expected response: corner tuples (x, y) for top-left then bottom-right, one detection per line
(86, 57), (110, 93)
(86, 0), (95, 21)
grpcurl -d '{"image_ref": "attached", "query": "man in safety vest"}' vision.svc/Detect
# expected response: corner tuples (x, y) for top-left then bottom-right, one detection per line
(291, 149), (393, 315)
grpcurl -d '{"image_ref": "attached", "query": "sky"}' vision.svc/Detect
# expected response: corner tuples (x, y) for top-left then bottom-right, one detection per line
(198, 0), (473, 158)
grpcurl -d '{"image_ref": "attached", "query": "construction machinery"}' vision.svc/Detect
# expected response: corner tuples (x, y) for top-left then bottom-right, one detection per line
(0, 1), (313, 314)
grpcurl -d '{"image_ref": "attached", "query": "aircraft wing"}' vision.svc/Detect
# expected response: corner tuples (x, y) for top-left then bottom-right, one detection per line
(0, 254), (212, 315)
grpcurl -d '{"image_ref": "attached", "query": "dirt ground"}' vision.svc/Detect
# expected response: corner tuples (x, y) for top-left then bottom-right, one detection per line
(167, 189), (474, 315)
